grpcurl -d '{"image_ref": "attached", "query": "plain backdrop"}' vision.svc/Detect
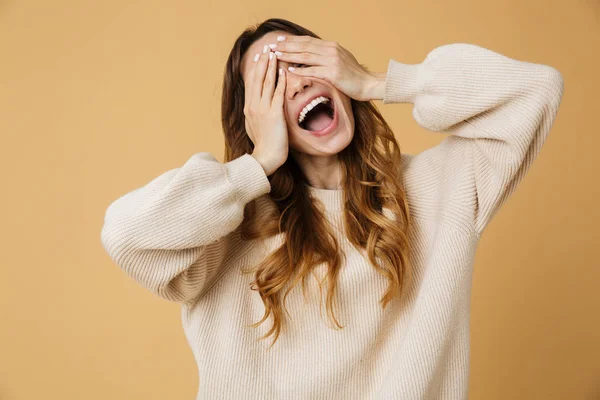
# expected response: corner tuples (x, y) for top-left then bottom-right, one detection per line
(0, 0), (598, 399)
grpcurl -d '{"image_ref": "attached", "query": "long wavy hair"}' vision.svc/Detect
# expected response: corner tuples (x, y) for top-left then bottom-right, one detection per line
(221, 18), (413, 349)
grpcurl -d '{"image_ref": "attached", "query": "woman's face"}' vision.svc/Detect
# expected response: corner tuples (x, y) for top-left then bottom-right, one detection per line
(240, 31), (354, 157)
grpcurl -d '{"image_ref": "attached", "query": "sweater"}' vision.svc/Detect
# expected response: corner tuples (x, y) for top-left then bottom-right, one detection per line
(100, 43), (564, 400)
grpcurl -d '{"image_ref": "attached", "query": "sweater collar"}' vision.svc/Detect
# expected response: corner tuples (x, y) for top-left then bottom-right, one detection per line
(306, 184), (344, 212)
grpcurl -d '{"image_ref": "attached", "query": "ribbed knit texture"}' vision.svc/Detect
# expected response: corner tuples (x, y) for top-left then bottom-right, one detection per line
(100, 43), (564, 399)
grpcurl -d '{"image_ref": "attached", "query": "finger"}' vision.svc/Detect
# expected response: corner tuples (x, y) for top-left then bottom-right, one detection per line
(274, 51), (329, 69)
(272, 67), (286, 108)
(286, 65), (329, 81)
(261, 51), (277, 107)
(243, 54), (260, 104)
(270, 35), (335, 56)
(244, 53), (261, 105)
(251, 45), (271, 101)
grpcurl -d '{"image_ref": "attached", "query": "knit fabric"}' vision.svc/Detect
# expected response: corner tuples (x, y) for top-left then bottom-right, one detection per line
(100, 43), (564, 399)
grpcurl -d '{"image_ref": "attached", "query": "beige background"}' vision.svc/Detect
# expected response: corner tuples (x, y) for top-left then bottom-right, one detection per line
(1, 0), (598, 399)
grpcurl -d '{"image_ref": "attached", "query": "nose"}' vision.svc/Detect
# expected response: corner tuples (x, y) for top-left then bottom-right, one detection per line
(286, 72), (313, 100)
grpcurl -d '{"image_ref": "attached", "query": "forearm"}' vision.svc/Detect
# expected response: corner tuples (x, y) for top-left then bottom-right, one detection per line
(100, 152), (272, 303)
(378, 43), (564, 235)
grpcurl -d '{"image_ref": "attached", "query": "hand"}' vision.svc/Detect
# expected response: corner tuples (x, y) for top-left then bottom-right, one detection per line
(270, 35), (384, 102)
(244, 47), (289, 176)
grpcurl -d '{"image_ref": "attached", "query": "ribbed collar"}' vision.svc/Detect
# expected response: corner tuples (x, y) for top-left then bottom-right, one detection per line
(306, 185), (344, 212)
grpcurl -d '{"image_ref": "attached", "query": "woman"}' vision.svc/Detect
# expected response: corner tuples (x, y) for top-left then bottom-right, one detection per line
(100, 18), (564, 400)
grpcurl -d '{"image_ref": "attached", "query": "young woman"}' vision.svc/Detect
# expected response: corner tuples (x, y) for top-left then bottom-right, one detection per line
(101, 18), (564, 400)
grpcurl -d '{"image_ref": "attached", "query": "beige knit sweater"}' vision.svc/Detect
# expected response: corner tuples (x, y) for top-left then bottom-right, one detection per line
(100, 43), (564, 399)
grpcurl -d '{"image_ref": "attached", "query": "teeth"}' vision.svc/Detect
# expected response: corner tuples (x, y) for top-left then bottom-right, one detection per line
(298, 96), (330, 125)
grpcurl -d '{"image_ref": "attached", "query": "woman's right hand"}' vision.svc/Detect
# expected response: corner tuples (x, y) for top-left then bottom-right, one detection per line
(244, 47), (289, 176)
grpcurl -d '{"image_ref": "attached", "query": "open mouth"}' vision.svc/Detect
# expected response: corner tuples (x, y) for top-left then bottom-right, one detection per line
(298, 97), (336, 133)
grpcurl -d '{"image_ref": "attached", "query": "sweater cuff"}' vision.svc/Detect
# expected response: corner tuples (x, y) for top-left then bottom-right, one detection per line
(225, 153), (272, 204)
(383, 59), (421, 104)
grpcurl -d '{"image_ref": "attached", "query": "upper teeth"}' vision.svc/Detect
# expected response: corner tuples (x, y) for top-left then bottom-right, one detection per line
(298, 96), (330, 125)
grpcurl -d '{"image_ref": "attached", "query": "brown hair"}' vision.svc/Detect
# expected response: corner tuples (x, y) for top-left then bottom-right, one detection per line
(221, 18), (413, 349)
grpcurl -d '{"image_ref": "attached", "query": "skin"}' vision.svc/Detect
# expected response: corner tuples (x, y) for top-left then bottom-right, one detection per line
(240, 31), (386, 189)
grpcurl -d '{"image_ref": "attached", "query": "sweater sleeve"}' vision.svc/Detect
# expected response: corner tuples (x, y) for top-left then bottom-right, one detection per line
(100, 152), (271, 304)
(383, 43), (564, 235)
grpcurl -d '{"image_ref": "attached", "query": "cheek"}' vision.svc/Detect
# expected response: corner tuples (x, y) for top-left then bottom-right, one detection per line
(339, 97), (354, 124)
(287, 129), (309, 153)
(285, 115), (296, 132)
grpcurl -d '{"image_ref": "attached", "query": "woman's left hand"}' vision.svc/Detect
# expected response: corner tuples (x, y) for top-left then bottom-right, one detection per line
(270, 35), (384, 102)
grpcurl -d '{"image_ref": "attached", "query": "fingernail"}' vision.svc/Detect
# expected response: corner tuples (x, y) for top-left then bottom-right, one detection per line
(253, 53), (259, 62)
(279, 68), (283, 74)
(263, 45), (268, 53)
(274, 51), (282, 56)
(269, 51), (273, 60)
(268, 44), (277, 49)
(277, 36), (286, 41)
(288, 66), (295, 71)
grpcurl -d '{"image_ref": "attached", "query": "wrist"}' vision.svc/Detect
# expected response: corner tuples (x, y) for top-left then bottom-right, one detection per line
(251, 152), (275, 176)
(363, 71), (387, 101)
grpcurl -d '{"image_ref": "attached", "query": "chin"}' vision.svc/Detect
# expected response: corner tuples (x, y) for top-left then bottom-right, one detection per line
(290, 126), (354, 157)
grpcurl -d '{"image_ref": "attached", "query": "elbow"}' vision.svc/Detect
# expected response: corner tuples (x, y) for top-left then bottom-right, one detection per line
(100, 221), (120, 263)
(541, 66), (565, 111)
(100, 217), (134, 266)
(520, 65), (564, 147)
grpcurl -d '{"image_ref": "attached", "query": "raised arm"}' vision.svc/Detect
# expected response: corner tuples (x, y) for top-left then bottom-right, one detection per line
(100, 152), (271, 304)
(380, 43), (564, 235)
